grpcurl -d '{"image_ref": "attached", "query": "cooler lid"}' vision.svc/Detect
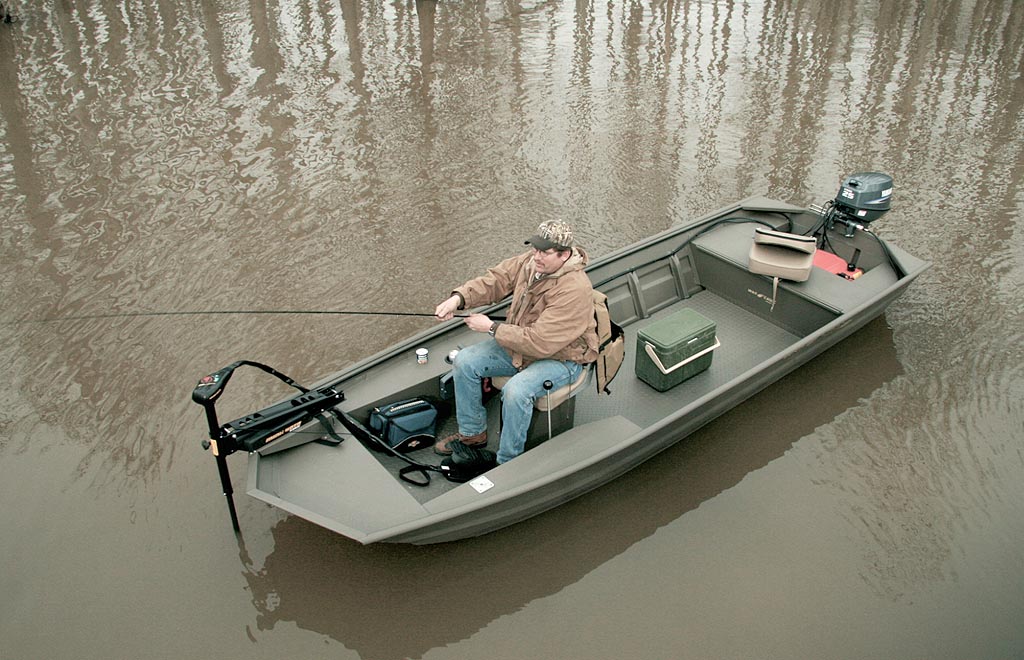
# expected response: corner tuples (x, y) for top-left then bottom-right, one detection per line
(638, 309), (716, 351)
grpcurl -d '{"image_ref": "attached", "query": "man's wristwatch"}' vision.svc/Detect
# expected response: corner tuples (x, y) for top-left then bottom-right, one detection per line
(488, 322), (499, 336)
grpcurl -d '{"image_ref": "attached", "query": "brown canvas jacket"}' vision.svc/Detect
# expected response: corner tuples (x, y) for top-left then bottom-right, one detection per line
(454, 248), (600, 369)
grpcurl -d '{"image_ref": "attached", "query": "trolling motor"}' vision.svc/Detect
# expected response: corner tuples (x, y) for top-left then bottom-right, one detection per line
(191, 358), (491, 530)
(192, 360), (345, 532)
(810, 172), (893, 238)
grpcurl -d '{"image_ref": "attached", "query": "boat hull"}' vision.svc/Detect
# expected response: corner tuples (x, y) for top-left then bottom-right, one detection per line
(243, 196), (929, 544)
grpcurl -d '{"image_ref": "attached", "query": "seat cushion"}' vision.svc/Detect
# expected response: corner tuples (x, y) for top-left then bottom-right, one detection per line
(748, 228), (815, 282)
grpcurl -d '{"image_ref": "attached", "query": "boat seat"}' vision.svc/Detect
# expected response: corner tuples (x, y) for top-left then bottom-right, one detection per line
(490, 364), (591, 411)
(490, 366), (590, 449)
(748, 227), (816, 282)
(747, 228), (815, 311)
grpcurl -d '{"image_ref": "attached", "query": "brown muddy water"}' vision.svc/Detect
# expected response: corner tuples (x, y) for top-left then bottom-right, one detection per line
(1, 1), (1022, 659)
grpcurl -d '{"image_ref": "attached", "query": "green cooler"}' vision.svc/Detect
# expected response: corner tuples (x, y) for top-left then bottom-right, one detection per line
(635, 309), (718, 391)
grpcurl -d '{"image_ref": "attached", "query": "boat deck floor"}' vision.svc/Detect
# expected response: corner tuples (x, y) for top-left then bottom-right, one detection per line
(576, 289), (798, 427)
(375, 289), (800, 504)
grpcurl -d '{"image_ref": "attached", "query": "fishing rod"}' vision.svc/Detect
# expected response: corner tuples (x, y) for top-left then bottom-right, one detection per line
(8, 309), (505, 325)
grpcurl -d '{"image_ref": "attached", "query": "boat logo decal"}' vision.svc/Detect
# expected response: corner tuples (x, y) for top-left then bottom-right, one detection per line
(747, 288), (775, 305)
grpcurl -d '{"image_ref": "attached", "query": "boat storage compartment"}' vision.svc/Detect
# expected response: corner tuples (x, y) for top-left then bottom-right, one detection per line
(635, 308), (719, 391)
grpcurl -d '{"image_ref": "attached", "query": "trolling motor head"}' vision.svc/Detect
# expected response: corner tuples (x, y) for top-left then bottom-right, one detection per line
(812, 172), (893, 237)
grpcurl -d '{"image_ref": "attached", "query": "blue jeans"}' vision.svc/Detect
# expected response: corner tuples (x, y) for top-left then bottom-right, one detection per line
(452, 339), (584, 464)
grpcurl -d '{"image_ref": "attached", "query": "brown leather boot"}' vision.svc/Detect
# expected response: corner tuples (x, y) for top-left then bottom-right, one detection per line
(434, 430), (487, 456)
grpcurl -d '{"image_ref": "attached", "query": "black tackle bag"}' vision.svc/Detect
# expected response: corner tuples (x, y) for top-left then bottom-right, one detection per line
(368, 398), (438, 452)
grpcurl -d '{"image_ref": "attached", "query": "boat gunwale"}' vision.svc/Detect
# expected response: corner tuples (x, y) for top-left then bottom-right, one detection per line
(309, 195), (922, 394)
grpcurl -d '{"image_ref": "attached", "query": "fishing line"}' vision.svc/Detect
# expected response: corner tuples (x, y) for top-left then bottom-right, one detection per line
(4, 309), (507, 325)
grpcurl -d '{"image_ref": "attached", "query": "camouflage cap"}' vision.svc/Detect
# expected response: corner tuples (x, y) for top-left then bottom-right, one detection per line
(525, 219), (574, 251)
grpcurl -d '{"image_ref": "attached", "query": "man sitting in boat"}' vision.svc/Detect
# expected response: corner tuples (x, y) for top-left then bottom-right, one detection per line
(433, 220), (600, 464)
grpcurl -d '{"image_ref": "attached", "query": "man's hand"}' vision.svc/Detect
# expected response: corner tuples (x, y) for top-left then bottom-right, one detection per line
(435, 295), (461, 321)
(465, 313), (493, 333)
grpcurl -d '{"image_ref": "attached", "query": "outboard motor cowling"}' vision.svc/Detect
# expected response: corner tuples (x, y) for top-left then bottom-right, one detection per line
(833, 172), (893, 225)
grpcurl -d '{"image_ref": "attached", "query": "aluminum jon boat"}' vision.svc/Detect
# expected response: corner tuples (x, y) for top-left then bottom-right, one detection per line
(193, 176), (928, 545)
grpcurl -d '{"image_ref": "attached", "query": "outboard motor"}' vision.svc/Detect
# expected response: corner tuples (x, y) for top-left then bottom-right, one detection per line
(808, 171), (905, 280)
(812, 172), (893, 237)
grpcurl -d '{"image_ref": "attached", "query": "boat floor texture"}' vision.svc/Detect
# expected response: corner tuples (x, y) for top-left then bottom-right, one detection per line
(374, 289), (799, 504)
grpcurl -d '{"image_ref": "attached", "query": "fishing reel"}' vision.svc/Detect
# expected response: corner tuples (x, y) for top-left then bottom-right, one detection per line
(811, 172), (893, 237)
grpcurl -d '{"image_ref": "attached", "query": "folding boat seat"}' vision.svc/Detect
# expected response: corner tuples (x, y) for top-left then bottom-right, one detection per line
(747, 228), (816, 310)
(489, 365), (590, 412)
(490, 365), (591, 447)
